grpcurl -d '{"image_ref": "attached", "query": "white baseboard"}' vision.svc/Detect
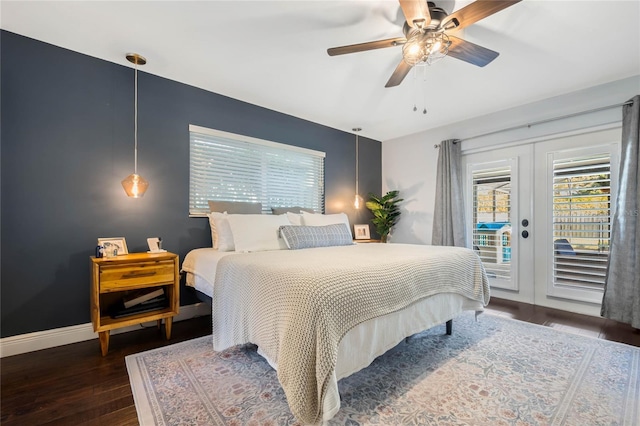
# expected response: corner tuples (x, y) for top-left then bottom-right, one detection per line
(0, 303), (211, 358)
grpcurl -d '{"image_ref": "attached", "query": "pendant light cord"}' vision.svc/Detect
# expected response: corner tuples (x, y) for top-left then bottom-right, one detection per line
(355, 132), (359, 195)
(352, 127), (363, 208)
(134, 61), (138, 175)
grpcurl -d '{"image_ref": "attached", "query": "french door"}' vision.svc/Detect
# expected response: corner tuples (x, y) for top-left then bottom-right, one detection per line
(532, 129), (618, 310)
(463, 144), (534, 304)
(462, 127), (620, 314)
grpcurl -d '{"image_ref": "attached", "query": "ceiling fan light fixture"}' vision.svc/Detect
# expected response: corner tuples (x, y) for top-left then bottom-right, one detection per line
(327, 0), (522, 87)
(402, 38), (422, 63)
(429, 40), (442, 55)
(402, 31), (449, 66)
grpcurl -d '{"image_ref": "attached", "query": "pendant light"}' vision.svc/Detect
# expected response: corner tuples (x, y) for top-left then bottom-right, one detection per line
(121, 53), (149, 198)
(353, 128), (364, 209)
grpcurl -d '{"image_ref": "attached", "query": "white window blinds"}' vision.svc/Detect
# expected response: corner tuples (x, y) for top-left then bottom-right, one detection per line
(471, 166), (512, 282)
(189, 125), (325, 216)
(552, 154), (611, 289)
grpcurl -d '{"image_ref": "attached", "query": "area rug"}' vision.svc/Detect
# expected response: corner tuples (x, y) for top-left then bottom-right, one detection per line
(126, 312), (639, 425)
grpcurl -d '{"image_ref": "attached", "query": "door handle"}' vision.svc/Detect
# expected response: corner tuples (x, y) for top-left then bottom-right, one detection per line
(521, 230), (529, 238)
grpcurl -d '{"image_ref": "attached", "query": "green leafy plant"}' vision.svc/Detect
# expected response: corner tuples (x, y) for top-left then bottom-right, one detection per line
(365, 190), (403, 243)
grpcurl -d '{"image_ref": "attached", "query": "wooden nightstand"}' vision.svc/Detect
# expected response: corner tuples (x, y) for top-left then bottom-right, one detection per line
(354, 239), (382, 243)
(90, 252), (179, 355)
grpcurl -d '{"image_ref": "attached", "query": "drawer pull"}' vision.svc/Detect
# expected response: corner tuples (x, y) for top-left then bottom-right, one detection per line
(121, 271), (157, 279)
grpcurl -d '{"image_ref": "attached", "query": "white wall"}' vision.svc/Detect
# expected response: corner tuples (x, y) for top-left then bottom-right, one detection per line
(382, 75), (640, 244)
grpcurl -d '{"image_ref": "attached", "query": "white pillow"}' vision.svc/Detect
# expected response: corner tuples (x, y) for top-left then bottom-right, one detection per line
(286, 212), (303, 226)
(301, 212), (352, 237)
(206, 211), (221, 249)
(207, 212), (236, 252)
(226, 214), (291, 252)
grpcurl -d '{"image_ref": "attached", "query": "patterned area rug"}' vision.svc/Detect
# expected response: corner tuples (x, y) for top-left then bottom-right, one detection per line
(126, 313), (639, 425)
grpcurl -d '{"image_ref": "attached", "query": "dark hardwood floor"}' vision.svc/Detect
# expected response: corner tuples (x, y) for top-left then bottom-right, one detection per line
(1, 315), (212, 426)
(484, 298), (640, 346)
(2, 299), (638, 425)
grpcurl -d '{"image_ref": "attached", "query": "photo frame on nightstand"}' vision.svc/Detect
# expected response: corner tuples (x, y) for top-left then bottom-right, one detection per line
(97, 237), (128, 255)
(354, 224), (371, 240)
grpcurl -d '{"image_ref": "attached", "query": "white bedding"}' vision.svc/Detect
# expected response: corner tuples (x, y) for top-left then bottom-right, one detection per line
(182, 248), (236, 296)
(182, 244), (487, 423)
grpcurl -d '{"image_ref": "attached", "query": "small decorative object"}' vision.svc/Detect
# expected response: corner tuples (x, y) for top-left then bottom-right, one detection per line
(147, 237), (167, 253)
(97, 237), (128, 257)
(365, 190), (403, 243)
(354, 224), (371, 240)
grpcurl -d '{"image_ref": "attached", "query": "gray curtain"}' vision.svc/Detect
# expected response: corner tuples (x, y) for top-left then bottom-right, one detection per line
(432, 139), (466, 247)
(601, 95), (640, 328)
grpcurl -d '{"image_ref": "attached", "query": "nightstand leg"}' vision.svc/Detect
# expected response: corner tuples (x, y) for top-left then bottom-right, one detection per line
(99, 331), (110, 356)
(164, 318), (173, 340)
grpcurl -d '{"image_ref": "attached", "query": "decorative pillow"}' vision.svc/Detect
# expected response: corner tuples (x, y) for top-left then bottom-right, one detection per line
(279, 224), (354, 250)
(208, 200), (262, 214)
(226, 214), (291, 252)
(300, 211), (352, 237)
(271, 207), (315, 215)
(207, 212), (236, 251)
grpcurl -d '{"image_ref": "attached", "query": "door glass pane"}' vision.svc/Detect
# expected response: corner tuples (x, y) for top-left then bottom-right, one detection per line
(552, 154), (611, 290)
(472, 166), (512, 283)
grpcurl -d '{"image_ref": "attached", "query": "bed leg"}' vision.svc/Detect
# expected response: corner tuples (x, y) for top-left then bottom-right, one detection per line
(445, 319), (452, 335)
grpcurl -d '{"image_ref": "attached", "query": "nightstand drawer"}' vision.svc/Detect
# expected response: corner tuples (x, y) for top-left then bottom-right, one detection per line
(99, 260), (175, 292)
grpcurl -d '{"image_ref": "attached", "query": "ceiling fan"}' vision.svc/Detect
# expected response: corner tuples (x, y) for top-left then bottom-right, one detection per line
(327, 0), (522, 88)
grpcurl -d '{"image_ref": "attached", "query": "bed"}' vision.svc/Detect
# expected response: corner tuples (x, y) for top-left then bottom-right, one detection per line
(182, 221), (489, 424)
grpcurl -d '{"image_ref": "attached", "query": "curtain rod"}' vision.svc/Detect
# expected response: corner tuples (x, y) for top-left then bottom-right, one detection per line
(434, 100), (633, 148)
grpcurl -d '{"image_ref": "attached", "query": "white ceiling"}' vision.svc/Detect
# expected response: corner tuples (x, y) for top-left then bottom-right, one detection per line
(1, 0), (639, 141)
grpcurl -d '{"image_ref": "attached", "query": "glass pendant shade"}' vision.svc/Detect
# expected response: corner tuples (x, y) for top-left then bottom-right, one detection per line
(354, 194), (364, 209)
(121, 173), (149, 198)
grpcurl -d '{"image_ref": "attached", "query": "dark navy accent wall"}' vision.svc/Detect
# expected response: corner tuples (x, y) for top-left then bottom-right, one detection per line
(0, 31), (382, 338)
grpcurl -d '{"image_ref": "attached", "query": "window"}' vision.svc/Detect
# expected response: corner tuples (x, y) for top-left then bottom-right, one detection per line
(189, 125), (325, 216)
(552, 154), (611, 290)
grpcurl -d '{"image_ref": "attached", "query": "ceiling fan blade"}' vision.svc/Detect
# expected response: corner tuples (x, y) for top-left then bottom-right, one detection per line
(399, 0), (431, 28)
(327, 37), (407, 56)
(447, 35), (499, 67)
(441, 0), (521, 31)
(385, 60), (413, 88)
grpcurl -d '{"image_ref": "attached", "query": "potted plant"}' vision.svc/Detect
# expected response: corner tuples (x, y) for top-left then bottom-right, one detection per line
(365, 190), (403, 243)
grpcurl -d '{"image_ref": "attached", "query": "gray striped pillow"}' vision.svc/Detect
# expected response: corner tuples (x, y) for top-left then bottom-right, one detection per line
(279, 224), (354, 250)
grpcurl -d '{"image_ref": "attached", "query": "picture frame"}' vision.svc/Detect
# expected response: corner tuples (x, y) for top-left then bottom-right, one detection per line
(354, 224), (371, 240)
(97, 237), (128, 256)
